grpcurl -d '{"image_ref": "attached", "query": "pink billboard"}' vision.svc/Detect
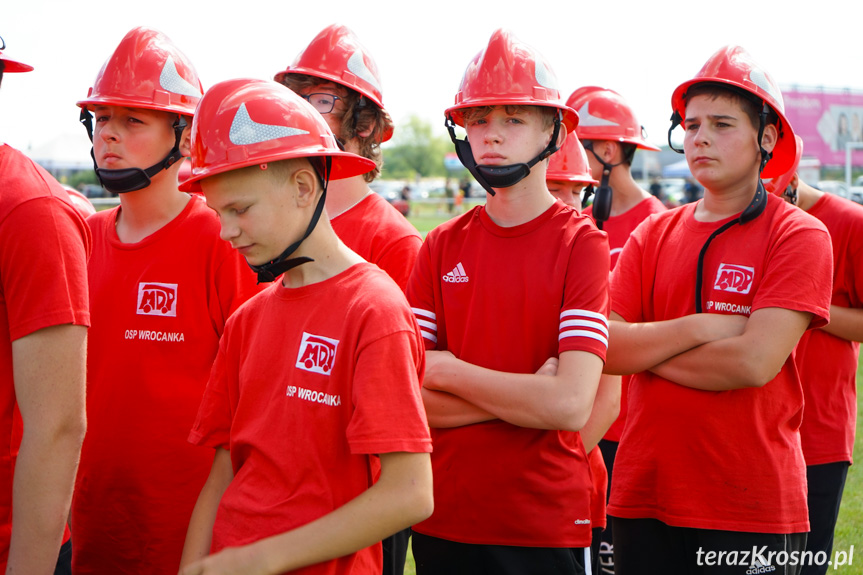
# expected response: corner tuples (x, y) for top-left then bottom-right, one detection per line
(782, 87), (863, 167)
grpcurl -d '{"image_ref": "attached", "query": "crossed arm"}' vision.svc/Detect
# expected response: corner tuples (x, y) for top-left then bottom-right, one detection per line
(420, 349), (604, 432)
(607, 307), (812, 391)
(821, 304), (863, 343)
(9, 324), (87, 574)
(179, 448), (433, 575)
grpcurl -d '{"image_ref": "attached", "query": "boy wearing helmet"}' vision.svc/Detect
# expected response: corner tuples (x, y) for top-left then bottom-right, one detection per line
(0, 38), (88, 574)
(604, 47), (832, 573)
(766, 142), (863, 575)
(545, 134), (613, 575)
(545, 133), (598, 210)
(275, 24), (422, 293)
(407, 29), (612, 575)
(565, 86), (667, 575)
(177, 78), (433, 575)
(71, 28), (261, 574)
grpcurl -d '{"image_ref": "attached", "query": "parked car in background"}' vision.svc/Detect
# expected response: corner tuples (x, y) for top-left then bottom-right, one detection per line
(818, 180), (850, 199)
(849, 186), (863, 205)
(369, 180), (410, 217)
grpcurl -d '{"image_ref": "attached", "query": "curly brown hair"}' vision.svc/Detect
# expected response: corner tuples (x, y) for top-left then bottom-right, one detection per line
(277, 74), (393, 183)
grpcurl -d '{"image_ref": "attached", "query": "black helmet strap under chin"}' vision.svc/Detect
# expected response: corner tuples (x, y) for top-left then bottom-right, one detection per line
(80, 108), (187, 194)
(445, 111), (562, 197)
(583, 141), (623, 231)
(249, 156), (332, 284)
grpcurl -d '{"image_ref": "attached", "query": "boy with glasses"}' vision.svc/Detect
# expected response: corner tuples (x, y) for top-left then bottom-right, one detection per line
(275, 24), (421, 293)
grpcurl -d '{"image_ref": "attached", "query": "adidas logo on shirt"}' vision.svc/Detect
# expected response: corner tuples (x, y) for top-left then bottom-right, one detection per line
(442, 262), (469, 283)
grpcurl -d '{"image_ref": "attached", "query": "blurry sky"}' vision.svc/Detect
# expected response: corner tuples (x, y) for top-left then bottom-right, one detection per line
(3, 0), (862, 158)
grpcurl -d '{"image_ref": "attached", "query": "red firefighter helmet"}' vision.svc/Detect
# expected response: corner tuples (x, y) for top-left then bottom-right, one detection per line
(670, 45), (794, 178)
(763, 135), (803, 197)
(566, 86), (660, 151)
(0, 35), (33, 73)
(546, 135), (598, 185)
(77, 27), (202, 116)
(180, 78), (375, 192)
(274, 24), (393, 141)
(445, 29), (578, 132)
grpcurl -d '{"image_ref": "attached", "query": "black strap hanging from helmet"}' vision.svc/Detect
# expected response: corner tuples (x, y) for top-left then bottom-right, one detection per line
(694, 179), (767, 313)
(80, 108), (188, 194)
(445, 111), (562, 197)
(582, 141), (625, 231)
(249, 156), (332, 283)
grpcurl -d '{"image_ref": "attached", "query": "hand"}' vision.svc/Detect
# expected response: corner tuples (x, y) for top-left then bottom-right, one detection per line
(179, 545), (269, 575)
(422, 350), (456, 391)
(535, 357), (559, 377)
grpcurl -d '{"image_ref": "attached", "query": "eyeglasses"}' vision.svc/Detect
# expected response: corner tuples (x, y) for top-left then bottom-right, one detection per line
(301, 93), (341, 115)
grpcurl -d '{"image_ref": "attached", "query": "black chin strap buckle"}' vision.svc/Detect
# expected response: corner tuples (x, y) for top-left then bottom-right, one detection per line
(445, 112), (563, 197)
(667, 110), (684, 154)
(81, 111), (188, 194)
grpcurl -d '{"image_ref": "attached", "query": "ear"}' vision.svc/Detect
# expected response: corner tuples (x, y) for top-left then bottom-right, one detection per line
(292, 165), (320, 208)
(179, 120), (193, 158)
(602, 141), (620, 163)
(760, 124), (779, 154)
(554, 125), (567, 149)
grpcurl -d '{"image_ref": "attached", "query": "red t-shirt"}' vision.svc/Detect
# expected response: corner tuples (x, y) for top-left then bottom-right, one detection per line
(587, 195), (666, 444)
(0, 145), (90, 569)
(331, 192), (422, 292)
(407, 200), (610, 547)
(796, 192), (863, 466)
(190, 262), (432, 575)
(72, 196), (261, 575)
(608, 194), (832, 534)
(588, 447), (608, 530)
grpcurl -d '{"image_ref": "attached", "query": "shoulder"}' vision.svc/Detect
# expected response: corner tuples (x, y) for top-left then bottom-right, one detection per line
(766, 194), (828, 236)
(424, 205), (482, 242)
(0, 146), (79, 221)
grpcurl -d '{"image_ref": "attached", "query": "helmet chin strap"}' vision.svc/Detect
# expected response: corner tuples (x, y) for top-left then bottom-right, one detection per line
(445, 112), (562, 196)
(582, 141), (623, 231)
(249, 157), (332, 284)
(80, 108), (187, 194)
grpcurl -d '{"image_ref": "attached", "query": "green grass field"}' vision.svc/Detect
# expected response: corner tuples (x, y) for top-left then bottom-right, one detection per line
(405, 208), (863, 573)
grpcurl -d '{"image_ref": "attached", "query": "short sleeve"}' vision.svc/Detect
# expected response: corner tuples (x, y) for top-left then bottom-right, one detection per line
(1, 198), (91, 340)
(559, 226), (610, 360)
(347, 329), (432, 455)
(610, 222), (648, 324)
(754, 224), (832, 329)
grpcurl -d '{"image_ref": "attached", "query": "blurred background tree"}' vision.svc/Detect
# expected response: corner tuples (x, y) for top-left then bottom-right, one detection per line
(382, 115), (452, 179)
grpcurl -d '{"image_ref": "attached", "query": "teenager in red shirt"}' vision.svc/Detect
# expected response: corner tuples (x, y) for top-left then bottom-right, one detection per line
(546, 131), (598, 210)
(275, 24), (421, 293)
(546, 131), (611, 575)
(408, 29), (611, 575)
(71, 28), (261, 574)
(566, 86), (666, 575)
(605, 46), (832, 574)
(0, 40), (88, 575)
(178, 78), (433, 575)
(766, 140), (863, 575)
